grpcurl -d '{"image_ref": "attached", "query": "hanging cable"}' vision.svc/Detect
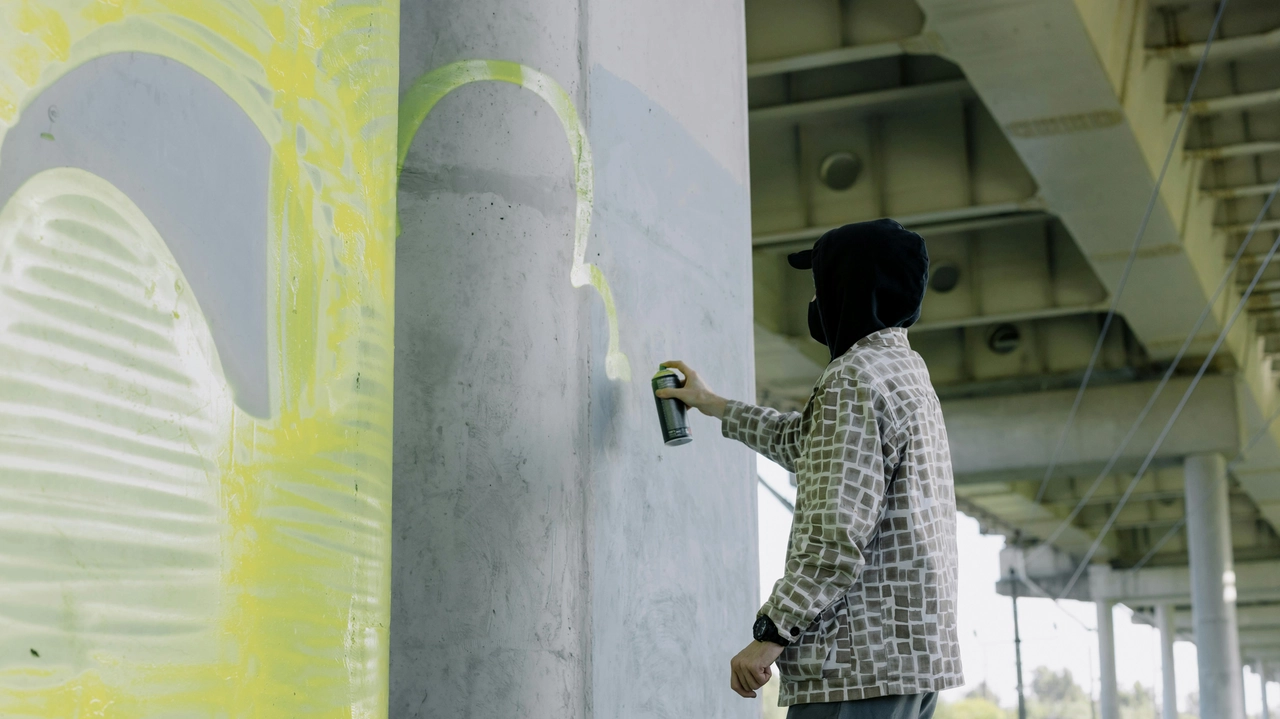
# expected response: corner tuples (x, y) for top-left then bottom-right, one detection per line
(758, 474), (795, 513)
(1232, 400), (1280, 465)
(1127, 518), (1186, 575)
(1056, 178), (1280, 599)
(1033, 0), (1232, 504)
(1027, 173), (1275, 563)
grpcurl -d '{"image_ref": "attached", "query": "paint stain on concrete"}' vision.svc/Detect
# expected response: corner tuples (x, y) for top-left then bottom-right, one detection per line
(398, 59), (632, 382)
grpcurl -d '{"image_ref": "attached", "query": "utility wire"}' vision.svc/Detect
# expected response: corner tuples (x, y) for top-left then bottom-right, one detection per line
(1033, 0), (1231, 504)
(1056, 178), (1280, 599)
(1027, 169), (1272, 563)
(758, 474), (795, 513)
(1127, 518), (1186, 575)
(1232, 400), (1280, 465)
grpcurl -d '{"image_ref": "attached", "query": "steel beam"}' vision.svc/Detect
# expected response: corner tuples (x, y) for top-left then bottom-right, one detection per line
(1223, 219), (1280, 236)
(1188, 140), (1280, 160)
(910, 303), (1108, 334)
(1090, 561), (1280, 604)
(748, 79), (973, 126)
(752, 203), (1042, 248)
(1151, 28), (1280, 65)
(1157, 605), (1280, 633)
(1205, 182), (1280, 200)
(943, 375), (1237, 480)
(746, 39), (929, 78)
(1186, 88), (1280, 116)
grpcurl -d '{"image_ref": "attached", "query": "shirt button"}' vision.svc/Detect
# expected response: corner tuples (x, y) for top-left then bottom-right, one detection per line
(790, 628), (799, 636)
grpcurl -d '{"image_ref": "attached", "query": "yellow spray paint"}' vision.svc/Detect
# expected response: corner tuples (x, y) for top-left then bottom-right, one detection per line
(0, 1), (397, 717)
(398, 59), (633, 382)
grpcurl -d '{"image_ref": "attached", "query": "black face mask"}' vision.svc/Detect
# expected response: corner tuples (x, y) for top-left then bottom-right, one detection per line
(792, 219), (928, 361)
(808, 299), (825, 347)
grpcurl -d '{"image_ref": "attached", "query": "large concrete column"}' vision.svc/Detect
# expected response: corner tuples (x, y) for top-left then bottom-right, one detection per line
(1098, 600), (1120, 719)
(391, 1), (756, 717)
(1185, 453), (1246, 719)
(1157, 604), (1178, 719)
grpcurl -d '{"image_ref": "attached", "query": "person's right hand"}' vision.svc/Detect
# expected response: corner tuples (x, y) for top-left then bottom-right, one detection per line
(656, 361), (729, 420)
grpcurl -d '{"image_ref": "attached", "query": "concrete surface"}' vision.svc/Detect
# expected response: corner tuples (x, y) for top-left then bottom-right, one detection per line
(391, 1), (758, 716)
(941, 375), (1238, 481)
(0, 52), (271, 417)
(1186, 453), (1246, 719)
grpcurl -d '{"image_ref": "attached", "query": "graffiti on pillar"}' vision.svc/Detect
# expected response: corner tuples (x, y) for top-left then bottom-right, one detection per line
(398, 60), (633, 382)
(0, 2), (397, 717)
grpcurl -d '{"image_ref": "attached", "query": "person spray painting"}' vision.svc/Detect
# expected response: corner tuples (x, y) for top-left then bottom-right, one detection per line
(658, 219), (963, 718)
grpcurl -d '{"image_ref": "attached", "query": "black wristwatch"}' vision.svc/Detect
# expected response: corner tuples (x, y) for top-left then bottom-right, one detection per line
(753, 614), (790, 647)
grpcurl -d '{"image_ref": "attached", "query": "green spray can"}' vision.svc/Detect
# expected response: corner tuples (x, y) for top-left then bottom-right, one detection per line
(652, 367), (692, 446)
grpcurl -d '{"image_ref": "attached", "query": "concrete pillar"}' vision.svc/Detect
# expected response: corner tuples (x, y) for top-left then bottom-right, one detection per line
(1098, 600), (1120, 719)
(390, 1), (757, 717)
(1158, 604), (1178, 719)
(1261, 660), (1271, 719)
(1185, 453), (1246, 719)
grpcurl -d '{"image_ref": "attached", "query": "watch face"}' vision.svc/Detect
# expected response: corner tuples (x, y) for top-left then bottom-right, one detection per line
(753, 614), (769, 641)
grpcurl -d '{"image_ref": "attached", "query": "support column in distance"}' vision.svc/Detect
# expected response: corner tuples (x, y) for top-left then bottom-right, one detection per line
(1184, 452), (1246, 719)
(1098, 600), (1119, 719)
(1261, 660), (1271, 719)
(1157, 604), (1178, 719)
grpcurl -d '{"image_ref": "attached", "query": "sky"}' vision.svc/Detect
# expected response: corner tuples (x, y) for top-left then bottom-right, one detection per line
(755, 456), (1274, 714)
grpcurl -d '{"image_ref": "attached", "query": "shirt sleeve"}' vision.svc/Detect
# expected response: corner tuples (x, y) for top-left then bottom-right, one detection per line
(720, 399), (806, 472)
(759, 375), (888, 640)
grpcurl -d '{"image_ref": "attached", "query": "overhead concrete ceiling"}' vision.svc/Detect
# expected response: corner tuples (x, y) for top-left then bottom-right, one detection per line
(745, 0), (1280, 656)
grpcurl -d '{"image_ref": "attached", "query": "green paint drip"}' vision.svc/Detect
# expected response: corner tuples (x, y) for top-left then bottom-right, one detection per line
(398, 60), (632, 382)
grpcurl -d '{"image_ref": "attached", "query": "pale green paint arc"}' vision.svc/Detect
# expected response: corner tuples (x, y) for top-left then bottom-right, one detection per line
(397, 59), (631, 382)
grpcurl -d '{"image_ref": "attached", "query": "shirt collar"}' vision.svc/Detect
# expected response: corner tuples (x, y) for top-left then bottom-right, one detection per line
(855, 327), (909, 349)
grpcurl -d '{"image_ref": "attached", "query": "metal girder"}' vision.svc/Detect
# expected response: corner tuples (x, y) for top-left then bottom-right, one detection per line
(996, 544), (1096, 601)
(910, 303), (1108, 333)
(1037, 472), (1183, 507)
(1240, 630), (1280, 651)
(1223, 219), (1280, 235)
(1205, 182), (1280, 200)
(1185, 88), (1280, 116)
(1043, 488), (1183, 508)
(1243, 648), (1280, 666)
(1141, 604), (1280, 634)
(1090, 561), (1280, 604)
(753, 205), (1047, 249)
(1188, 140), (1280, 160)
(748, 79), (974, 126)
(942, 375), (1237, 480)
(1151, 27), (1280, 64)
(960, 488), (1111, 562)
(746, 36), (943, 78)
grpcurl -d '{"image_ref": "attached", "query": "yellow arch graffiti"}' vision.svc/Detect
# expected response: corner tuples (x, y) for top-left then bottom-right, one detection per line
(1, 2), (398, 717)
(398, 60), (632, 382)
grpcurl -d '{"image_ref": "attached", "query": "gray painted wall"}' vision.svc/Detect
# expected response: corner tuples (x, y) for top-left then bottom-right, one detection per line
(0, 52), (271, 417)
(391, 1), (757, 716)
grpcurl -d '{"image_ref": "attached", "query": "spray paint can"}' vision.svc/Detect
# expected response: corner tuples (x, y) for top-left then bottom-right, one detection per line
(652, 367), (692, 446)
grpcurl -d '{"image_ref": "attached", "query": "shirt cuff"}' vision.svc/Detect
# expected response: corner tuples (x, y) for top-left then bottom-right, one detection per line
(759, 600), (807, 643)
(720, 399), (749, 440)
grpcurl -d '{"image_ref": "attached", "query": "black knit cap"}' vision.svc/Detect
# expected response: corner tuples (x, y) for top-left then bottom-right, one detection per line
(788, 219), (929, 361)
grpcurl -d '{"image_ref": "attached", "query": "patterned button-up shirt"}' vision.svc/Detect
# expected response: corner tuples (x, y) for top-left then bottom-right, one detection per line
(723, 328), (963, 706)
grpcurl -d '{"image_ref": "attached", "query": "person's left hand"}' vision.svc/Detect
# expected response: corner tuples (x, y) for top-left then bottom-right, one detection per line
(730, 640), (785, 698)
